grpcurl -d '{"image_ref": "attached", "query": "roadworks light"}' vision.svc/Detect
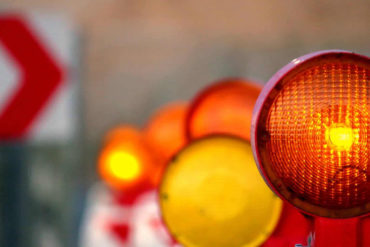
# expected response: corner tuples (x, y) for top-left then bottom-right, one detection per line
(98, 126), (154, 192)
(186, 79), (261, 141)
(159, 136), (282, 247)
(104, 151), (141, 181)
(143, 102), (188, 185)
(144, 102), (188, 162)
(251, 50), (370, 218)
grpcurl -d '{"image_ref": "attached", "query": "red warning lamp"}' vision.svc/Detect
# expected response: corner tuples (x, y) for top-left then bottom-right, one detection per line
(186, 79), (262, 141)
(263, 204), (312, 247)
(144, 102), (188, 162)
(143, 102), (188, 185)
(252, 50), (370, 246)
(98, 126), (155, 198)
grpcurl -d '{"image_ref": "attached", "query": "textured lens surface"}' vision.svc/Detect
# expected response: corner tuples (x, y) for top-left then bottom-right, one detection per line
(259, 54), (370, 216)
(160, 136), (282, 247)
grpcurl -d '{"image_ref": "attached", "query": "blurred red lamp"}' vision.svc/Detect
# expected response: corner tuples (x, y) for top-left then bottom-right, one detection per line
(252, 50), (370, 246)
(186, 79), (262, 141)
(143, 102), (188, 185)
(144, 102), (188, 160)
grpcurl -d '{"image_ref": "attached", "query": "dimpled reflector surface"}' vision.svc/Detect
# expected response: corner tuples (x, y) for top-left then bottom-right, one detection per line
(258, 53), (370, 217)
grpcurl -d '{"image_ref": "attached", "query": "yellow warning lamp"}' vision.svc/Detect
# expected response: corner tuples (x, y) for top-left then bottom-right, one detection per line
(159, 136), (282, 247)
(251, 50), (370, 218)
(186, 79), (262, 141)
(98, 126), (154, 191)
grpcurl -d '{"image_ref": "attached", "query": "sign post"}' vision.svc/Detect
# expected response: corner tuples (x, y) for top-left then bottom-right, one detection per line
(0, 143), (28, 247)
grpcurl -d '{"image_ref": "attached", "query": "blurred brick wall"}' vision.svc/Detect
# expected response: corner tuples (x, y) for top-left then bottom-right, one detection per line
(2, 0), (370, 142)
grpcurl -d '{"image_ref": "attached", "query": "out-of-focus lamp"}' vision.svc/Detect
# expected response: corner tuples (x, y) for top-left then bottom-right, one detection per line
(186, 79), (261, 140)
(98, 126), (155, 201)
(159, 136), (282, 247)
(252, 50), (370, 246)
(144, 102), (188, 185)
(144, 102), (188, 161)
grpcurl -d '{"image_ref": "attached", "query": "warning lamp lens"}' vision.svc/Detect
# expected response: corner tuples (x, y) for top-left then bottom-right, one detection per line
(186, 79), (261, 141)
(144, 102), (188, 185)
(160, 136), (282, 247)
(144, 102), (188, 161)
(99, 145), (145, 190)
(106, 151), (141, 181)
(252, 51), (370, 218)
(98, 126), (155, 191)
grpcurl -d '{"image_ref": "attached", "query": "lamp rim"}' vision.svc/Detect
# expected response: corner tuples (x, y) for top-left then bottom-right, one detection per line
(251, 50), (370, 218)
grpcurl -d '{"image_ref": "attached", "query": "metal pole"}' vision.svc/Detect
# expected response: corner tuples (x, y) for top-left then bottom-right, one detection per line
(0, 142), (28, 247)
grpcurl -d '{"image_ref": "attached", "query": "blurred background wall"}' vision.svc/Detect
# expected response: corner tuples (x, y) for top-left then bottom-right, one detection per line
(2, 0), (369, 143)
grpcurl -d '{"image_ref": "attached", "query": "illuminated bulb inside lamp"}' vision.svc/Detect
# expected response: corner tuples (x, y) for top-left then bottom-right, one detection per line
(107, 151), (141, 180)
(327, 125), (354, 150)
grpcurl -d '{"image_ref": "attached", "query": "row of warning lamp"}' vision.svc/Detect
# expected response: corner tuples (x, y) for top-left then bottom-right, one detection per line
(97, 50), (370, 247)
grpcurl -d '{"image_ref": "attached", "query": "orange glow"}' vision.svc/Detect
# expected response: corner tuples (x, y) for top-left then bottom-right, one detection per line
(144, 102), (188, 160)
(187, 79), (262, 141)
(103, 125), (141, 146)
(98, 126), (154, 191)
(105, 151), (141, 180)
(143, 102), (188, 186)
(256, 53), (370, 217)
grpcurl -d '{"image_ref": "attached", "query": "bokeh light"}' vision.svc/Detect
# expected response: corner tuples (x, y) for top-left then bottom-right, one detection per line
(103, 125), (141, 146)
(144, 102), (188, 185)
(98, 126), (155, 192)
(144, 102), (188, 160)
(105, 151), (141, 181)
(186, 79), (262, 141)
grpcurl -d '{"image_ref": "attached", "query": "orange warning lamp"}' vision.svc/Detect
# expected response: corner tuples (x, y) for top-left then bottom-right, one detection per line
(103, 125), (141, 146)
(252, 50), (370, 246)
(160, 136), (282, 247)
(144, 102), (188, 162)
(98, 126), (154, 192)
(186, 79), (262, 141)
